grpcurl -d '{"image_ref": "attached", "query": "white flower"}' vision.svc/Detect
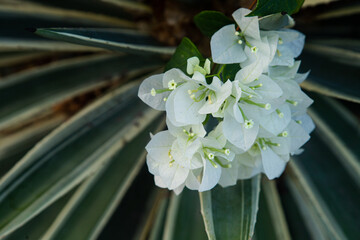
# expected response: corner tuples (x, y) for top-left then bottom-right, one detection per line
(139, 6), (314, 193)
(146, 131), (189, 190)
(265, 29), (305, 67)
(138, 68), (191, 111)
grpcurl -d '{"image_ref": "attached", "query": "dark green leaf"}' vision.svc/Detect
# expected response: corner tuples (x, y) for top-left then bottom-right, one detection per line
(194, 11), (233, 37)
(165, 37), (204, 74)
(200, 176), (261, 240)
(222, 63), (240, 81)
(248, 0), (304, 17)
(35, 28), (175, 55)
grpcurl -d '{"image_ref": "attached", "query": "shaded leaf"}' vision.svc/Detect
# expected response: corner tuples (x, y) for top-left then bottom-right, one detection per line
(165, 37), (204, 74)
(248, 0), (304, 17)
(194, 11), (233, 37)
(200, 176), (261, 240)
(35, 28), (175, 55)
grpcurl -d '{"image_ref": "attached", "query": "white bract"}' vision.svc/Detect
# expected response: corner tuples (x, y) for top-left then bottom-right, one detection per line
(138, 7), (314, 194)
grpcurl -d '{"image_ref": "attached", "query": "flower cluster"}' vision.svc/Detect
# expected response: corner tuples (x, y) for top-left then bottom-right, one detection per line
(138, 8), (314, 194)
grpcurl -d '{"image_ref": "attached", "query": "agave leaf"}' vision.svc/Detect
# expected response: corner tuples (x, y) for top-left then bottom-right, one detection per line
(286, 160), (348, 240)
(305, 43), (360, 67)
(0, 0), (135, 28)
(101, 0), (152, 14)
(164, 190), (207, 240)
(133, 189), (169, 240)
(35, 28), (175, 55)
(277, 180), (312, 240)
(0, 52), (50, 68)
(4, 190), (76, 240)
(0, 53), (161, 129)
(0, 54), (161, 171)
(41, 115), (164, 240)
(308, 94), (360, 186)
(255, 178), (291, 240)
(300, 43), (360, 103)
(0, 39), (104, 52)
(147, 196), (168, 240)
(315, 5), (360, 20)
(0, 81), (155, 238)
(290, 129), (360, 239)
(199, 175), (261, 240)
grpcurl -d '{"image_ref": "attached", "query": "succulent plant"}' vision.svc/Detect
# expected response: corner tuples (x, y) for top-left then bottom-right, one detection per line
(0, 0), (359, 239)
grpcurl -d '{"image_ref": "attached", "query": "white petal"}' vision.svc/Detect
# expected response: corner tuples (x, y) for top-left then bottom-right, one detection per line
(163, 68), (191, 88)
(146, 155), (160, 175)
(288, 120), (310, 153)
(235, 57), (265, 84)
(138, 73), (168, 111)
(223, 111), (259, 151)
(268, 61), (301, 80)
(171, 138), (203, 169)
(146, 131), (175, 161)
(260, 104), (291, 135)
(159, 163), (189, 190)
(250, 75), (283, 99)
(199, 79), (232, 114)
(211, 24), (247, 64)
(173, 82), (206, 125)
(292, 113), (315, 134)
(154, 175), (167, 188)
(207, 122), (227, 148)
(199, 156), (222, 192)
(166, 90), (184, 127)
(185, 170), (201, 190)
(232, 8), (260, 40)
(261, 147), (286, 179)
(192, 71), (207, 84)
(218, 161), (238, 187)
(173, 184), (185, 195)
(294, 71), (310, 84)
(166, 118), (206, 138)
(259, 13), (294, 30)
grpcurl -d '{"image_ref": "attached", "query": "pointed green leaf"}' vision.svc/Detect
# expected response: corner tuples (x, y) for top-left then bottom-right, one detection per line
(35, 28), (175, 55)
(200, 176), (261, 240)
(248, 0), (304, 17)
(165, 37), (204, 74)
(255, 178), (291, 240)
(300, 45), (360, 103)
(194, 11), (233, 37)
(308, 93), (360, 186)
(41, 114), (164, 240)
(164, 190), (207, 240)
(0, 81), (157, 238)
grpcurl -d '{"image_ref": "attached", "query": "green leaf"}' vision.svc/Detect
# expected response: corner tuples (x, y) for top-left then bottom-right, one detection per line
(165, 37), (204, 74)
(286, 160), (348, 240)
(40, 116), (164, 240)
(200, 176), (261, 240)
(307, 94), (360, 186)
(255, 178), (291, 240)
(222, 63), (241, 81)
(194, 11), (233, 37)
(248, 0), (305, 17)
(35, 28), (175, 55)
(0, 81), (159, 238)
(300, 43), (360, 103)
(0, 54), (161, 171)
(164, 190), (207, 240)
